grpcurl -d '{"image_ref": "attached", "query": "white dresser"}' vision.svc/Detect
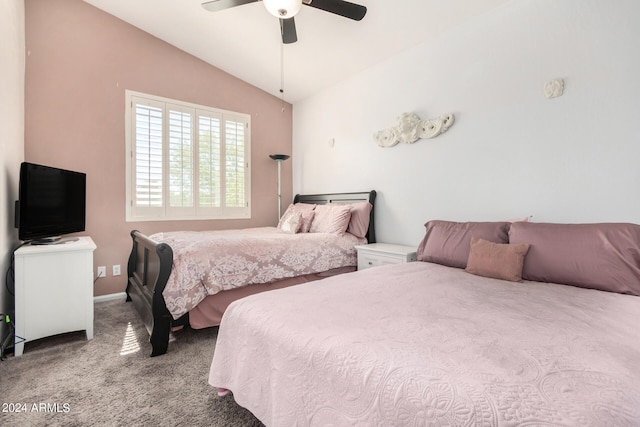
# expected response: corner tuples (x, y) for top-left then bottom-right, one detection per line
(14, 236), (96, 356)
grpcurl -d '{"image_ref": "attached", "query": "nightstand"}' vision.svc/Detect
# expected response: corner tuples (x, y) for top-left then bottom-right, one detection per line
(355, 243), (417, 270)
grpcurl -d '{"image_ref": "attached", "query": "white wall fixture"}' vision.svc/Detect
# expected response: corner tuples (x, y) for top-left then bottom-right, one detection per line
(374, 112), (455, 147)
(544, 79), (564, 99)
(269, 154), (290, 219)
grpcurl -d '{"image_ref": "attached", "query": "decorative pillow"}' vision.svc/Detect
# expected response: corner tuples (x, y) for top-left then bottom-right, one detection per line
(298, 210), (315, 233)
(465, 237), (530, 282)
(416, 220), (511, 269)
(509, 222), (640, 296)
(309, 204), (352, 235)
(344, 201), (372, 238)
(278, 204), (295, 228)
(279, 203), (316, 233)
(278, 210), (302, 234)
(294, 203), (316, 233)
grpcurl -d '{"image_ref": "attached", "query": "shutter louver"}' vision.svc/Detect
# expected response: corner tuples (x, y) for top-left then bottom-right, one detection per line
(225, 119), (246, 208)
(134, 103), (163, 208)
(168, 109), (194, 208)
(198, 114), (221, 208)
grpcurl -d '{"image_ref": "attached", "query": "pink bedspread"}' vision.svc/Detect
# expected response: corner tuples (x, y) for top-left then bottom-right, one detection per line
(209, 261), (640, 426)
(151, 227), (365, 319)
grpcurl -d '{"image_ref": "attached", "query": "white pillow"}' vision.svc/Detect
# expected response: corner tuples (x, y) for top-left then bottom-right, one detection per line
(278, 210), (302, 234)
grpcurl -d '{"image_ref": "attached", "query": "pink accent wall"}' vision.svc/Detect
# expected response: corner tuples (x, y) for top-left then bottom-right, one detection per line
(24, 0), (293, 296)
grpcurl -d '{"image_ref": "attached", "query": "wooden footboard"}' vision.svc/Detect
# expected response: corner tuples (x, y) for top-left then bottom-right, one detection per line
(125, 230), (187, 357)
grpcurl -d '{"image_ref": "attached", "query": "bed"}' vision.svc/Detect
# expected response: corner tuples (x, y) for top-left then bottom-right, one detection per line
(125, 191), (376, 356)
(208, 220), (640, 426)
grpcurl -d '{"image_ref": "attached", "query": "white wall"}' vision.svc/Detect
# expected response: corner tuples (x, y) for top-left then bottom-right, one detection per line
(293, 0), (640, 246)
(0, 0), (25, 344)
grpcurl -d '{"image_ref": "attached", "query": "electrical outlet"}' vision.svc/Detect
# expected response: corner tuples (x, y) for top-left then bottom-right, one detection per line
(112, 264), (121, 276)
(97, 266), (106, 278)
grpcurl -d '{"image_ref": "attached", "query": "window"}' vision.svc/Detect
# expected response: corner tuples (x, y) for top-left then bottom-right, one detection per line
(125, 91), (250, 221)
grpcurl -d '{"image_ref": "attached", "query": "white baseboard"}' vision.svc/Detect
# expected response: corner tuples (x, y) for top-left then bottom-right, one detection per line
(94, 292), (127, 303)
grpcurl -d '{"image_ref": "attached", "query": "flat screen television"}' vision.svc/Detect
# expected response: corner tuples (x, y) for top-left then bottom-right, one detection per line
(16, 162), (86, 243)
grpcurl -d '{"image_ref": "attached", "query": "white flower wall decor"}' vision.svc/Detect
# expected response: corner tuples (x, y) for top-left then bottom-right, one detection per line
(374, 112), (455, 148)
(544, 79), (564, 99)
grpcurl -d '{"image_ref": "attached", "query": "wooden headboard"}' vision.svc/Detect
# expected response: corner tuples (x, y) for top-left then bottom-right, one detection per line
(293, 190), (377, 243)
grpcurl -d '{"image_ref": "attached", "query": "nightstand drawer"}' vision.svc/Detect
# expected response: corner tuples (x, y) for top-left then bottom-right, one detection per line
(355, 243), (417, 271)
(358, 252), (406, 270)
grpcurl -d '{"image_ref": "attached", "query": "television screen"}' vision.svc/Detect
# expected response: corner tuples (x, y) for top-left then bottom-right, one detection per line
(17, 162), (86, 243)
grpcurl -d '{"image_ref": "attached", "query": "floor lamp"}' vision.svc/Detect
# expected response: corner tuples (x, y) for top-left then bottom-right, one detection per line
(269, 154), (290, 219)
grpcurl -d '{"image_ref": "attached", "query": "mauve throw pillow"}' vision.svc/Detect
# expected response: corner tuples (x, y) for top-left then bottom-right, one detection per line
(465, 237), (530, 282)
(509, 222), (640, 296)
(346, 201), (372, 238)
(417, 220), (511, 269)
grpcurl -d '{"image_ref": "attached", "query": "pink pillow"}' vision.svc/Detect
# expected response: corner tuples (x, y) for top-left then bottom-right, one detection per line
(465, 237), (530, 282)
(509, 222), (640, 295)
(309, 204), (351, 235)
(345, 201), (372, 238)
(417, 220), (511, 269)
(298, 210), (315, 233)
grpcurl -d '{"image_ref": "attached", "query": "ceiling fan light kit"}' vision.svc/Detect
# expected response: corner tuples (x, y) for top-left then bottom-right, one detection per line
(263, 0), (302, 18)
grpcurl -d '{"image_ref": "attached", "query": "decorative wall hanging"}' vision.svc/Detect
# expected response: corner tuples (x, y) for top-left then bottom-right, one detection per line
(374, 112), (455, 147)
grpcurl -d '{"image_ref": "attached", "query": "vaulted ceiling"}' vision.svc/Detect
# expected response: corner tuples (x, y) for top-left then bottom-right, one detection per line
(83, 0), (510, 103)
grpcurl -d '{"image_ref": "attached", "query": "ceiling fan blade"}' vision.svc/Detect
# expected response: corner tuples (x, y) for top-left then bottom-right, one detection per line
(303, 0), (367, 21)
(280, 17), (298, 44)
(201, 0), (259, 12)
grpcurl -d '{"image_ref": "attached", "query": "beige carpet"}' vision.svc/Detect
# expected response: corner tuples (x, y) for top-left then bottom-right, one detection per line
(1, 299), (264, 427)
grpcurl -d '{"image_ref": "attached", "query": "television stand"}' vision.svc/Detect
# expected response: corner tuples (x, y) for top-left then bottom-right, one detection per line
(14, 236), (96, 356)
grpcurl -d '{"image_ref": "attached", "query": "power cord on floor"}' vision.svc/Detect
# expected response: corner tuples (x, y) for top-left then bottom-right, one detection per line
(0, 313), (24, 361)
(2, 242), (29, 360)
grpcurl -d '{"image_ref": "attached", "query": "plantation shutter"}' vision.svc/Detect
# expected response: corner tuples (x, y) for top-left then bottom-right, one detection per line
(198, 113), (222, 209)
(132, 99), (164, 218)
(126, 91), (250, 221)
(167, 106), (195, 216)
(224, 117), (248, 209)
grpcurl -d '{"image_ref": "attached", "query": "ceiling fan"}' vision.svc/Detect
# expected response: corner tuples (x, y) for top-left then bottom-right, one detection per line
(201, 0), (367, 44)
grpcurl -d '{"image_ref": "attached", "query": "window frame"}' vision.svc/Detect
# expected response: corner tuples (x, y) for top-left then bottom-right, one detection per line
(125, 90), (251, 222)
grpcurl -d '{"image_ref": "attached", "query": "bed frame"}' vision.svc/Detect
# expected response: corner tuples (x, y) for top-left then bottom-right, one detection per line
(126, 190), (376, 356)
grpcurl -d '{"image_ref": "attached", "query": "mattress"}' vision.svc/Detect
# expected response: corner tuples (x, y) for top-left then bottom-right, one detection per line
(151, 227), (365, 318)
(209, 261), (640, 426)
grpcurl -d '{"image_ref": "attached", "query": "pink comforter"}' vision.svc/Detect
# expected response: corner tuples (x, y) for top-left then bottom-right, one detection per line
(152, 227), (365, 319)
(209, 261), (640, 426)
